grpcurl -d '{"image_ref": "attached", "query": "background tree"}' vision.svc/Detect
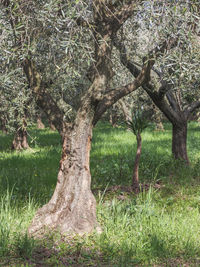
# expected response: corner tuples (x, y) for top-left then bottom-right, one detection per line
(0, 62), (33, 150)
(0, 3), (37, 149)
(115, 0), (200, 164)
(35, 108), (45, 129)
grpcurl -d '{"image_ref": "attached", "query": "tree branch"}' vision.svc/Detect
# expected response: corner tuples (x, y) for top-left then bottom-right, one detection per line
(166, 90), (181, 112)
(184, 100), (200, 119)
(114, 35), (182, 124)
(113, 36), (141, 77)
(112, 2), (139, 27)
(93, 63), (150, 125)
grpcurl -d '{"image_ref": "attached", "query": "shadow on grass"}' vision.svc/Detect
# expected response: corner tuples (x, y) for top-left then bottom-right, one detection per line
(0, 124), (200, 266)
(0, 122), (200, 205)
(1, 234), (200, 267)
(0, 128), (60, 153)
(0, 133), (13, 152)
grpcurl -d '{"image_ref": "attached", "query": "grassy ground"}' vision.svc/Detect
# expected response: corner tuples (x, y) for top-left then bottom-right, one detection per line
(0, 121), (200, 266)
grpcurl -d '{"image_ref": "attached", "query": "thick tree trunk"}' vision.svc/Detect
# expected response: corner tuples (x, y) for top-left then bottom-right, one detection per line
(37, 117), (45, 129)
(172, 122), (189, 164)
(12, 127), (29, 150)
(28, 118), (99, 236)
(155, 121), (164, 131)
(132, 134), (142, 192)
(0, 121), (7, 134)
(0, 115), (7, 134)
(48, 119), (56, 131)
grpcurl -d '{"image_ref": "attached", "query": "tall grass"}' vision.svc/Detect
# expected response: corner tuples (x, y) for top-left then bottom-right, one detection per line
(96, 188), (200, 265)
(0, 122), (200, 266)
(0, 189), (36, 260)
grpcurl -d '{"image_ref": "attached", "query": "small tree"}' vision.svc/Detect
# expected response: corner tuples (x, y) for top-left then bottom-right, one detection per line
(126, 109), (148, 192)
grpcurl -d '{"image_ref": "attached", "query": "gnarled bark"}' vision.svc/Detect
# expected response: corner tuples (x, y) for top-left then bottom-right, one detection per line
(29, 118), (99, 235)
(12, 127), (29, 150)
(172, 122), (188, 163)
(37, 117), (45, 129)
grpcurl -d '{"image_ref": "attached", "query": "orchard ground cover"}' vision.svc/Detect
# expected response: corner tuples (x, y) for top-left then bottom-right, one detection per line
(0, 122), (200, 266)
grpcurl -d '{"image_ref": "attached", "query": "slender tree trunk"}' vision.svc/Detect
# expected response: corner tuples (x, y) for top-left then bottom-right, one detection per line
(172, 122), (189, 164)
(28, 117), (99, 236)
(155, 113), (164, 131)
(132, 133), (142, 192)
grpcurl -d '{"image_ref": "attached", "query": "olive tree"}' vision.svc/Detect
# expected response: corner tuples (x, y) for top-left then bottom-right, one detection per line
(0, 58), (32, 150)
(1, 0), (178, 236)
(0, 4), (37, 149)
(115, 0), (200, 164)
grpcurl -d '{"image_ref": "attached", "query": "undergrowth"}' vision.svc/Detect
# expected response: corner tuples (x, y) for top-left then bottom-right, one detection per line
(0, 122), (200, 266)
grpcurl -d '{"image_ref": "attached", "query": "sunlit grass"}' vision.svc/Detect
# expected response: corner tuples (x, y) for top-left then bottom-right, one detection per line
(0, 121), (200, 266)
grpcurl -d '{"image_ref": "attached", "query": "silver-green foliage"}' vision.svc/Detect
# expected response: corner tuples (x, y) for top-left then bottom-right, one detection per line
(122, 0), (200, 110)
(0, 0), (94, 130)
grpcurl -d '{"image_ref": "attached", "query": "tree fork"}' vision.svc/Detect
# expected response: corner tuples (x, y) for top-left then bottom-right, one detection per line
(22, 1), (152, 236)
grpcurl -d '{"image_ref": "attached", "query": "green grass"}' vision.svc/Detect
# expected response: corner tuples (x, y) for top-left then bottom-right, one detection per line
(0, 122), (200, 266)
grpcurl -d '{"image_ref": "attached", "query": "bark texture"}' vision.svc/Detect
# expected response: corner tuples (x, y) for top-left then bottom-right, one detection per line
(37, 117), (45, 129)
(29, 119), (99, 235)
(0, 117), (7, 134)
(148, 93), (190, 164)
(172, 122), (188, 163)
(12, 127), (29, 150)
